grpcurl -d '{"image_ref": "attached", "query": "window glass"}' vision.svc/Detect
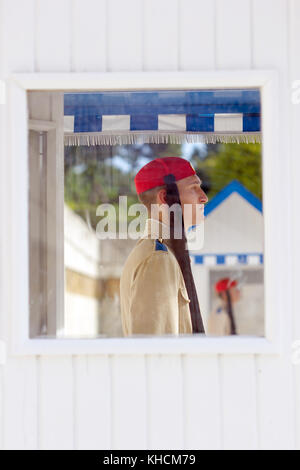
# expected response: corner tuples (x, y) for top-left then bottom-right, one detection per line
(27, 89), (263, 338)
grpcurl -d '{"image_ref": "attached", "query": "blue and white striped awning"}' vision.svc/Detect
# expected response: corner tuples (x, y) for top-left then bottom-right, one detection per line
(64, 89), (261, 146)
(191, 253), (263, 266)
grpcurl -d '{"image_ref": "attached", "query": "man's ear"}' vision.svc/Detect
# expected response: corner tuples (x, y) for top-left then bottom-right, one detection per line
(156, 188), (167, 204)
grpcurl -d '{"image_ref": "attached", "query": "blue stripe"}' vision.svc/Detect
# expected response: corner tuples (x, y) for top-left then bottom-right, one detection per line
(238, 254), (248, 264)
(71, 113), (262, 133)
(243, 114), (260, 132)
(64, 90), (261, 118)
(186, 115), (214, 132)
(74, 114), (102, 133)
(191, 253), (264, 264)
(130, 114), (158, 131)
(216, 255), (225, 265)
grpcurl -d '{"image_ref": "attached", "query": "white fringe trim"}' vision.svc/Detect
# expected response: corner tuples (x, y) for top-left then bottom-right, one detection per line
(64, 131), (261, 146)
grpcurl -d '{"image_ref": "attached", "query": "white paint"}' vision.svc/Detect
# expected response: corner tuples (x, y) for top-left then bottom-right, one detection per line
(0, 341), (6, 364)
(8, 69), (281, 356)
(221, 355), (257, 449)
(107, 0), (142, 72)
(179, 0), (215, 70)
(184, 355), (221, 449)
(75, 355), (111, 449)
(248, 255), (261, 265)
(111, 356), (147, 449)
(72, 0), (106, 72)
(64, 293), (100, 338)
(64, 204), (101, 278)
(216, 0), (252, 69)
(202, 193), (263, 252)
(63, 115), (74, 132)
(158, 114), (186, 130)
(148, 355), (184, 449)
(214, 113), (243, 132)
(102, 114), (131, 131)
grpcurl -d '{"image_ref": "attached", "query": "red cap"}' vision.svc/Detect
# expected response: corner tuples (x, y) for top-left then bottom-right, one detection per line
(215, 278), (238, 293)
(134, 156), (196, 195)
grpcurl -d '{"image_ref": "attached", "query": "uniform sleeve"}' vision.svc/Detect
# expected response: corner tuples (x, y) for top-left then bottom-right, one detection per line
(128, 251), (180, 335)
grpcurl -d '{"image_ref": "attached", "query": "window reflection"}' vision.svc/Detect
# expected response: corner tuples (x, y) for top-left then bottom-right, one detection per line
(28, 90), (264, 338)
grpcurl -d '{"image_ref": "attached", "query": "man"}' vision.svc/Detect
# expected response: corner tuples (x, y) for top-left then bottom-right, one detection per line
(120, 156), (208, 337)
(207, 277), (241, 336)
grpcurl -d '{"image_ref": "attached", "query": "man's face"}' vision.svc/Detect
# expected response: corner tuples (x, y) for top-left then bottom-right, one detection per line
(176, 174), (208, 227)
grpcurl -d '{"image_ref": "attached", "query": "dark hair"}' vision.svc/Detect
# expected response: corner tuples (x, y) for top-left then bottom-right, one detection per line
(137, 185), (165, 210)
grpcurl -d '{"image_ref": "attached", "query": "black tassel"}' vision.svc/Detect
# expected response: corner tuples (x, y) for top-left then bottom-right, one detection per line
(163, 173), (205, 334)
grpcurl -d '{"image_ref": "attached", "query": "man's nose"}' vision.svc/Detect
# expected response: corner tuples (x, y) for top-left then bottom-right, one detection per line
(199, 189), (208, 204)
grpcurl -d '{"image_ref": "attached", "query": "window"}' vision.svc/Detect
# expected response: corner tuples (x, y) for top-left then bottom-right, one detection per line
(27, 86), (264, 340)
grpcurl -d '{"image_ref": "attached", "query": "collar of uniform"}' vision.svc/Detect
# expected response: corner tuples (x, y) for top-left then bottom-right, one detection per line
(140, 218), (170, 241)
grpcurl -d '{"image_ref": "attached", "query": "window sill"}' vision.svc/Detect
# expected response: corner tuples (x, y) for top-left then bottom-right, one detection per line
(10, 335), (280, 356)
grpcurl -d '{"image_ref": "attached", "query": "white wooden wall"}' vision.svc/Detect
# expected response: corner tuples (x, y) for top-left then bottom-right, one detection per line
(0, 0), (299, 450)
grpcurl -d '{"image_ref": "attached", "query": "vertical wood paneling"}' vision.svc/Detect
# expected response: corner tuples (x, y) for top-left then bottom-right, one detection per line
(39, 357), (74, 449)
(256, 356), (295, 449)
(107, 0), (143, 71)
(0, 7), (35, 451)
(72, 0), (106, 72)
(0, 1), (6, 369)
(253, 0), (287, 69)
(184, 355), (221, 449)
(0, 365), (3, 449)
(111, 356), (147, 449)
(216, 0), (251, 68)
(144, 0), (179, 71)
(75, 356), (111, 449)
(1, 0), (35, 73)
(3, 358), (38, 449)
(3, 65), (39, 448)
(36, 0), (71, 72)
(147, 355), (184, 449)
(179, 0), (215, 70)
(221, 355), (257, 449)
(252, 0), (295, 449)
(288, 0), (300, 450)
(0, 7), (38, 371)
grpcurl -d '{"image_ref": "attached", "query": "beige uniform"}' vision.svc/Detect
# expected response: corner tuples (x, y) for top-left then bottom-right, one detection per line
(207, 302), (231, 336)
(120, 218), (193, 336)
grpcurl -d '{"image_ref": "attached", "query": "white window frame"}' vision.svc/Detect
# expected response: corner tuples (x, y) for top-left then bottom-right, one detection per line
(6, 70), (282, 356)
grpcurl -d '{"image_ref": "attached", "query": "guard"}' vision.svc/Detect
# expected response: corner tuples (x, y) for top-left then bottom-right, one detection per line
(120, 156), (208, 336)
(207, 277), (241, 336)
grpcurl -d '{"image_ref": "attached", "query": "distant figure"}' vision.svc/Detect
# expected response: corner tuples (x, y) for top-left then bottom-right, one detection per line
(207, 277), (241, 336)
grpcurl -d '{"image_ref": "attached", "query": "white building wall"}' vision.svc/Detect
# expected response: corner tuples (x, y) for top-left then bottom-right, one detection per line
(202, 193), (264, 253)
(0, 0), (299, 450)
